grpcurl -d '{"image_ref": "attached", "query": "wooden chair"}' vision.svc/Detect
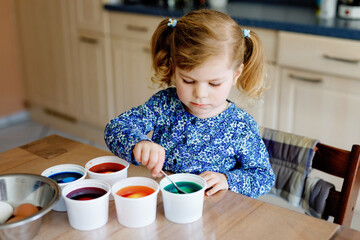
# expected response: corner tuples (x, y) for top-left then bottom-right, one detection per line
(312, 143), (360, 227)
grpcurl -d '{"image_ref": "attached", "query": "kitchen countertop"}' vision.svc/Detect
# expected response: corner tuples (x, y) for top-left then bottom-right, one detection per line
(104, 2), (360, 41)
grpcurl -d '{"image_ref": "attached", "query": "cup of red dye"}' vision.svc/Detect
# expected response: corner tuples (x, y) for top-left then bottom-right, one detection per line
(85, 156), (129, 197)
(111, 177), (159, 228)
(62, 179), (111, 231)
(41, 164), (87, 212)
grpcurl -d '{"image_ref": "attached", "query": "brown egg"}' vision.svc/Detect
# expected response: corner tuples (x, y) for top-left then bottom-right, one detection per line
(13, 203), (39, 217)
(6, 216), (26, 223)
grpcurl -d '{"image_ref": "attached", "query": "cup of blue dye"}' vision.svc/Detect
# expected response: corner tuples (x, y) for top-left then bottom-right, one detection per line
(159, 173), (206, 224)
(41, 164), (87, 211)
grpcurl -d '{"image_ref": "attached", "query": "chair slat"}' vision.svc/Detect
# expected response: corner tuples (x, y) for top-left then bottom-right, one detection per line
(313, 143), (351, 178)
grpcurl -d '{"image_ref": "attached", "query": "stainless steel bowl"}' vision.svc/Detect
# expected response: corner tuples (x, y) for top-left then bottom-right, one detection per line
(0, 173), (61, 240)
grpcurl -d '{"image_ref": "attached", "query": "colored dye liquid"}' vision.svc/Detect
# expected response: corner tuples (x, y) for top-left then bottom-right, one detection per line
(89, 162), (126, 174)
(116, 186), (155, 198)
(66, 187), (107, 201)
(164, 181), (202, 194)
(48, 172), (83, 183)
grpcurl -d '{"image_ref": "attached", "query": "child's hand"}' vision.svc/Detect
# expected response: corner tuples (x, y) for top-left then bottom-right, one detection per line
(199, 171), (229, 196)
(133, 141), (165, 177)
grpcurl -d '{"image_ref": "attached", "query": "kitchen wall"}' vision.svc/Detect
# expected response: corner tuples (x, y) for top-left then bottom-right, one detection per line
(0, 0), (24, 118)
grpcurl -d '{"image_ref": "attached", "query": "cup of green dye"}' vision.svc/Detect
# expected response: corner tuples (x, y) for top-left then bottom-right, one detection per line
(159, 173), (206, 224)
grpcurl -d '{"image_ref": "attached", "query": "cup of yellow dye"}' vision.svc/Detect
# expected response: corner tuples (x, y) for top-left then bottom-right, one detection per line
(111, 177), (159, 228)
(159, 173), (206, 224)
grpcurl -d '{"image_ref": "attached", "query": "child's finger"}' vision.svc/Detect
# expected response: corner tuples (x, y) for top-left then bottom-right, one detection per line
(147, 151), (159, 170)
(206, 184), (222, 196)
(140, 148), (150, 166)
(133, 146), (141, 163)
(152, 151), (165, 177)
(206, 178), (217, 189)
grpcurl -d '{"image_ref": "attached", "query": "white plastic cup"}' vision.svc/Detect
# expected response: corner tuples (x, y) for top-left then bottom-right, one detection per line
(85, 156), (129, 185)
(41, 164), (87, 211)
(159, 173), (206, 224)
(112, 177), (159, 228)
(85, 156), (129, 200)
(317, 0), (337, 19)
(62, 179), (111, 231)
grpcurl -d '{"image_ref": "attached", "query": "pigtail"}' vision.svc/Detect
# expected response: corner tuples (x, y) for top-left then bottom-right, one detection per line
(151, 19), (175, 87)
(237, 31), (266, 98)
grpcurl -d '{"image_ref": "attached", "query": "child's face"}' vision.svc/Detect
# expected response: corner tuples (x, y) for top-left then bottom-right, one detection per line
(175, 54), (242, 119)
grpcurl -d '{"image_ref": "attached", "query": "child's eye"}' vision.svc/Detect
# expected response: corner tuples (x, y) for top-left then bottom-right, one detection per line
(209, 82), (221, 86)
(183, 79), (194, 84)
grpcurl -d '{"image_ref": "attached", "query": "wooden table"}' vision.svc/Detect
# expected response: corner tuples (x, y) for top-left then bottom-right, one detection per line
(1, 135), (359, 240)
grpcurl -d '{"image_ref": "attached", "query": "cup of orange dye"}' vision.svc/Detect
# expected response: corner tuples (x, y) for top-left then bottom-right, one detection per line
(85, 156), (129, 200)
(111, 177), (159, 228)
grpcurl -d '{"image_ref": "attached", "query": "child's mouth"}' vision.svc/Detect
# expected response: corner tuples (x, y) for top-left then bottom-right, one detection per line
(191, 103), (207, 107)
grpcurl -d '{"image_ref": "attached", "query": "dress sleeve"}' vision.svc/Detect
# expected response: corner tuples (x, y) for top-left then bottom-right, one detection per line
(225, 121), (275, 198)
(104, 91), (164, 165)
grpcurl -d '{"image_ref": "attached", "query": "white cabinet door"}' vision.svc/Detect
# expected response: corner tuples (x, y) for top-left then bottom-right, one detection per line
(75, 33), (110, 128)
(278, 68), (360, 150)
(75, 0), (106, 33)
(15, 0), (75, 115)
(111, 38), (157, 113)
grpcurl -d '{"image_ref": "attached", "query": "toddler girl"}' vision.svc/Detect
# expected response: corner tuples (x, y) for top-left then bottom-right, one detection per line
(105, 9), (275, 198)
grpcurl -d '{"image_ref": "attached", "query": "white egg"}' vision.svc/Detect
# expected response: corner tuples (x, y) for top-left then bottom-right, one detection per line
(0, 201), (13, 224)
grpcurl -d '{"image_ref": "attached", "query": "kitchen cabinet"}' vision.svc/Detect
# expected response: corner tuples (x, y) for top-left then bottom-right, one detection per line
(75, 0), (108, 33)
(74, 31), (111, 128)
(15, 0), (75, 117)
(111, 39), (155, 112)
(109, 13), (161, 112)
(72, 0), (114, 128)
(278, 32), (360, 150)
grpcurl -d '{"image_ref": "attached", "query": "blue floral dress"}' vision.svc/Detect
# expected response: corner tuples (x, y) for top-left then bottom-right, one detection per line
(104, 87), (275, 198)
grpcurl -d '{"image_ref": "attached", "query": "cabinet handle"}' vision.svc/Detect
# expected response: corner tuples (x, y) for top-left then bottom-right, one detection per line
(323, 54), (360, 64)
(126, 24), (148, 32)
(289, 74), (323, 83)
(79, 36), (98, 44)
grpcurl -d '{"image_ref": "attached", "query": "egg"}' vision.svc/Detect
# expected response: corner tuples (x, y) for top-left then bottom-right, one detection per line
(0, 201), (13, 224)
(6, 216), (26, 224)
(127, 193), (147, 198)
(13, 203), (39, 217)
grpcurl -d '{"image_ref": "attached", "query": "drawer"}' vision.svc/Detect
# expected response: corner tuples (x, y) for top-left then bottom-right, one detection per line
(249, 27), (278, 63)
(109, 12), (162, 41)
(278, 32), (360, 80)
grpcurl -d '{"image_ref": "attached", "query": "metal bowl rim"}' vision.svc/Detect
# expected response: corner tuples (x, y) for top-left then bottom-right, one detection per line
(0, 173), (61, 229)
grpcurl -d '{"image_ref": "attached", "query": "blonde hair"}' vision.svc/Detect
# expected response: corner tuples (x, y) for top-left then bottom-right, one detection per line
(150, 9), (265, 98)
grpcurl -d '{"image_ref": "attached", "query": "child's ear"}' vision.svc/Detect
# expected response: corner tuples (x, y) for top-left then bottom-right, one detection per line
(232, 64), (244, 85)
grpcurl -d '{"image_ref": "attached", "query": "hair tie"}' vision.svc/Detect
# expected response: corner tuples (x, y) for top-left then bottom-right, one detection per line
(168, 18), (177, 28)
(242, 29), (251, 38)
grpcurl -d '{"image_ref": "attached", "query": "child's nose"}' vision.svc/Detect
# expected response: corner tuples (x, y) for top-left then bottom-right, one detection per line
(194, 85), (208, 99)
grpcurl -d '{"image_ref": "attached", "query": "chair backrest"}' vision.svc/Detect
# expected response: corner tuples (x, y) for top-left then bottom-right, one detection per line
(312, 143), (360, 227)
